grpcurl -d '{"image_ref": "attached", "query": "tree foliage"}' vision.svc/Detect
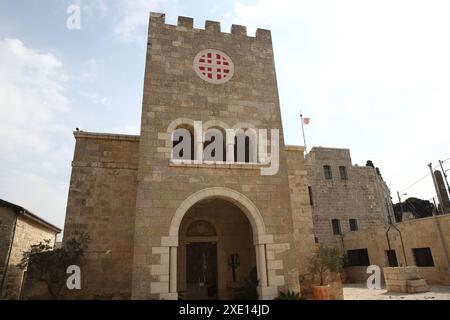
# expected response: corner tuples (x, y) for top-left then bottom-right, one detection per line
(366, 160), (383, 180)
(366, 160), (375, 168)
(275, 290), (304, 300)
(233, 267), (258, 300)
(18, 232), (90, 299)
(308, 245), (344, 286)
(393, 197), (435, 221)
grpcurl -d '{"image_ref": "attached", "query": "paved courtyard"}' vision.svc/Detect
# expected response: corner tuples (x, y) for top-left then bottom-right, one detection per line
(343, 283), (450, 300)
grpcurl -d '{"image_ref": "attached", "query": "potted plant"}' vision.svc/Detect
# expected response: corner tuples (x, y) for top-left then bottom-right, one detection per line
(233, 267), (258, 300)
(275, 290), (304, 300)
(308, 244), (343, 300)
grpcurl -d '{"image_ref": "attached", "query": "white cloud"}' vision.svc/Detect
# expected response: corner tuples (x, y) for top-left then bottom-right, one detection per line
(112, 0), (183, 44)
(0, 38), (69, 153)
(81, 91), (111, 108)
(0, 170), (68, 235)
(76, 59), (99, 82)
(75, 0), (109, 18)
(0, 38), (73, 229)
(231, 0), (450, 202)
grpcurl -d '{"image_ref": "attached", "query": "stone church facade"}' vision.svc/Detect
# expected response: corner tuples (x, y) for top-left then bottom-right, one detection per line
(62, 13), (315, 300)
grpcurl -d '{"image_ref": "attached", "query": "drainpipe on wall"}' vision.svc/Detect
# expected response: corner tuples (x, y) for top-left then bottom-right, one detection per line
(340, 234), (346, 255)
(385, 225), (392, 252)
(0, 213), (19, 298)
(385, 216), (408, 267)
(385, 204), (394, 256)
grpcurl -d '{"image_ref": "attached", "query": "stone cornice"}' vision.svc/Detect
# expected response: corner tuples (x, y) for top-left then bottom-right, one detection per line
(74, 131), (140, 142)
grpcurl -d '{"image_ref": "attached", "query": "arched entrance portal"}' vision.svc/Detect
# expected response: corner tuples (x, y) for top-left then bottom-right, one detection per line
(165, 187), (274, 300)
(179, 199), (256, 299)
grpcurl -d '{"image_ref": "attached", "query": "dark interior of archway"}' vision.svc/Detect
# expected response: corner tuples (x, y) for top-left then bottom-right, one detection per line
(178, 198), (257, 300)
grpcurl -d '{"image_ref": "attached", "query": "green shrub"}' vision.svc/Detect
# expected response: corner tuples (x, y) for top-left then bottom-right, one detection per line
(275, 290), (304, 300)
(18, 232), (90, 299)
(308, 244), (344, 286)
(233, 267), (258, 300)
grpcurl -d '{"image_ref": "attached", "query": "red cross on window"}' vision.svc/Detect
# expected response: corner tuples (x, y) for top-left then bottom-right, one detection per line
(194, 49), (234, 84)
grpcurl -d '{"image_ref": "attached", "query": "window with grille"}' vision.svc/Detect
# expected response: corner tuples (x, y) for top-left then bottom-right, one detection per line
(412, 248), (434, 267)
(323, 165), (332, 180)
(331, 219), (341, 235)
(349, 219), (358, 231)
(347, 249), (370, 266)
(339, 166), (348, 180)
(386, 250), (399, 267)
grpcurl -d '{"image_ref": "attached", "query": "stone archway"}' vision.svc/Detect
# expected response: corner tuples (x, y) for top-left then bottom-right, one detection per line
(160, 187), (275, 300)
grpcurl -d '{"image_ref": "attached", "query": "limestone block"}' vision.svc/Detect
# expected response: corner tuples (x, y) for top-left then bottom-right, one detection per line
(151, 264), (169, 276)
(205, 20), (220, 32)
(160, 292), (178, 300)
(150, 281), (169, 294)
(161, 236), (178, 247)
(407, 279), (429, 293)
(267, 260), (283, 270)
(269, 275), (285, 286)
(257, 286), (279, 300)
(397, 272), (421, 281)
(231, 24), (247, 36)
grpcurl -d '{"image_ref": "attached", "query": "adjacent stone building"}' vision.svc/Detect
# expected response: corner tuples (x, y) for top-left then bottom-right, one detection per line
(0, 199), (61, 299)
(343, 214), (450, 285)
(305, 147), (450, 287)
(61, 13), (316, 300)
(306, 147), (392, 248)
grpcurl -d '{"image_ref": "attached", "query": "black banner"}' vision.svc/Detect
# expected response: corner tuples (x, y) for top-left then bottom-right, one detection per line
(1, 299), (448, 319)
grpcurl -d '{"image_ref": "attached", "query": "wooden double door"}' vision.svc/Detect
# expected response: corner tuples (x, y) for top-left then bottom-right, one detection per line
(186, 242), (218, 299)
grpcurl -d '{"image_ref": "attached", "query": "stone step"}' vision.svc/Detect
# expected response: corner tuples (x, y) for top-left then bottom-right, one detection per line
(407, 279), (429, 293)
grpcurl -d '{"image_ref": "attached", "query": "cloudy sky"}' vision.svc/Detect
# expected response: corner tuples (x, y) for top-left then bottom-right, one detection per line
(0, 0), (449, 231)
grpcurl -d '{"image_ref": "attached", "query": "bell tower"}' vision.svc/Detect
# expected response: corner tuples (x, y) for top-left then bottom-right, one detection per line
(131, 12), (315, 300)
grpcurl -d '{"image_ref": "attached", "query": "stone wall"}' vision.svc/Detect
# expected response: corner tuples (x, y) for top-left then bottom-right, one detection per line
(306, 147), (390, 248)
(0, 206), (16, 287)
(61, 132), (139, 299)
(1, 213), (57, 299)
(285, 146), (316, 277)
(343, 214), (450, 285)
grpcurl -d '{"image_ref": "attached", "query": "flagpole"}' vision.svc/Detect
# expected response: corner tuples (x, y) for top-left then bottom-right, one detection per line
(300, 113), (307, 151)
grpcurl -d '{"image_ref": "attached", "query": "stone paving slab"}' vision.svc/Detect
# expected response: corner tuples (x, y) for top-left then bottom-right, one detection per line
(343, 283), (450, 300)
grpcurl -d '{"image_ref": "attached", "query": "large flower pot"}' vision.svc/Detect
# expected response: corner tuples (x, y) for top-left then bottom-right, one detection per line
(312, 285), (330, 300)
(339, 271), (348, 284)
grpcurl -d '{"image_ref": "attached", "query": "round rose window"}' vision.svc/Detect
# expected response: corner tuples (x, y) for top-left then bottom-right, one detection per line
(193, 49), (234, 84)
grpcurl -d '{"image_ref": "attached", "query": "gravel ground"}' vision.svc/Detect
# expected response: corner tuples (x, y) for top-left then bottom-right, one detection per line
(343, 283), (450, 300)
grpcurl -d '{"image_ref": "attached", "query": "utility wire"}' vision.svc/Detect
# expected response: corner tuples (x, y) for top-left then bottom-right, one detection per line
(399, 164), (440, 193)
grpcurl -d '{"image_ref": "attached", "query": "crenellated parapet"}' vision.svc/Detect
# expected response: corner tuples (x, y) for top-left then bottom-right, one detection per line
(149, 12), (272, 42)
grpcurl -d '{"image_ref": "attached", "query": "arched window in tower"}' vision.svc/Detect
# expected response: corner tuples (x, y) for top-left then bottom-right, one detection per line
(172, 125), (194, 161)
(204, 128), (226, 162)
(233, 129), (257, 163)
